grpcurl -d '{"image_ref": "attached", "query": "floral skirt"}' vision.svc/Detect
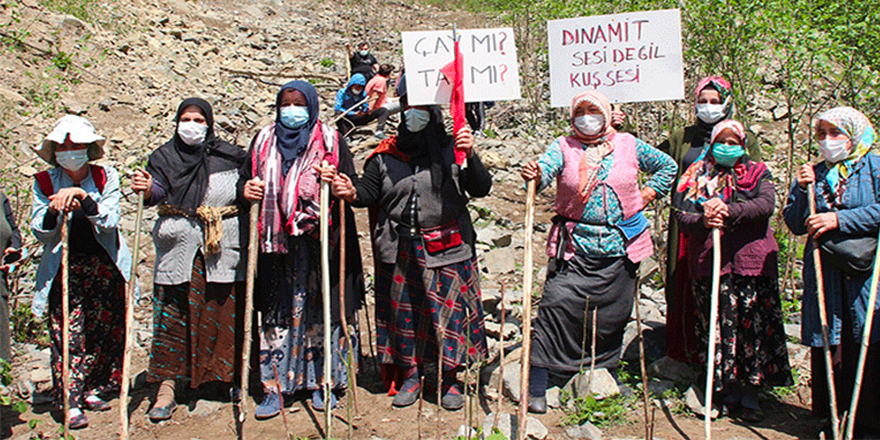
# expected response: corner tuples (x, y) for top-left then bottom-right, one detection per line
(48, 253), (125, 407)
(374, 237), (486, 371)
(257, 239), (358, 393)
(692, 274), (792, 391)
(148, 253), (244, 388)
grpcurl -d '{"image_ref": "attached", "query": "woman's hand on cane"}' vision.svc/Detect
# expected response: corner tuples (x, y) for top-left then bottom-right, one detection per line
(243, 178), (265, 202)
(48, 188), (86, 214)
(797, 164), (815, 189)
(806, 212), (839, 239)
(131, 170), (153, 199)
(521, 160), (542, 182)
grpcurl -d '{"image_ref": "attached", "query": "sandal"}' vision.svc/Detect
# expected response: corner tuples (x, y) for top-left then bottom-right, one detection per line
(84, 395), (111, 412)
(70, 412), (89, 429)
(147, 400), (178, 422)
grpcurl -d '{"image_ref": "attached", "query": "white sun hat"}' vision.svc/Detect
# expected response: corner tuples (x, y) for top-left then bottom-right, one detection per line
(35, 115), (106, 166)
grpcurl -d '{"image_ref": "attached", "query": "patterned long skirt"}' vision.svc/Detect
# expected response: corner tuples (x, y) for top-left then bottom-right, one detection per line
(692, 274), (792, 391)
(48, 253), (125, 407)
(148, 253), (244, 388)
(374, 237), (486, 371)
(257, 239), (358, 393)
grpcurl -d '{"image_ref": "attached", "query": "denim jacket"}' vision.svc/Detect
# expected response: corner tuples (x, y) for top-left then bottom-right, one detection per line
(784, 153), (880, 346)
(30, 165), (133, 317)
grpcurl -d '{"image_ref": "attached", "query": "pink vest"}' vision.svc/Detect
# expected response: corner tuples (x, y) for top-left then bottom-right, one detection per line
(547, 132), (653, 263)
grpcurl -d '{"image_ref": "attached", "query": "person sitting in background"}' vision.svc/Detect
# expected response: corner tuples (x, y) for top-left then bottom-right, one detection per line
(335, 73), (389, 140)
(364, 64), (400, 139)
(349, 42), (378, 81)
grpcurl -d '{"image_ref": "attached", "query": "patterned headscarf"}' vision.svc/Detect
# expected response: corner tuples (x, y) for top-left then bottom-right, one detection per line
(569, 91), (615, 203)
(674, 120), (770, 212)
(694, 75), (735, 127)
(816, 106), (876, 199)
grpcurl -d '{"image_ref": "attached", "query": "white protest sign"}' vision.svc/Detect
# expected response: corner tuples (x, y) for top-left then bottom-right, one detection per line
(402, 28), (521, 106)
(547, 9), (684, 107)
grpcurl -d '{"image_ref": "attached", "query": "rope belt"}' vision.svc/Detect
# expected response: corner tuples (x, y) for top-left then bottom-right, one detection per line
(157, 204), (240, 255)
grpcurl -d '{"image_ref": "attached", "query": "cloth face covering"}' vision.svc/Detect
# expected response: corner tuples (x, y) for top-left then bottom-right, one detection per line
(574, 114), (604, 137)
(696, 103), (727, 124)
(818, 138), (850, 163)
(711, 143), (745, 167)
(177, 121), (208, 146)
(55, 149), (89, 171)
(280, 106), (310, 129)
(405, 108), (431, 133)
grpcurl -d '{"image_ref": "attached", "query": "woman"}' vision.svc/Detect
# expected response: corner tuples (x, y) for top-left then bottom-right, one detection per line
(327, 77), (490, 410)
(661, 76), (762, 364)
(131, 98), (248, 422)
(30, 115), (132, 429)
(676, 120), (790, 422)
(0, 189), (22, 362)
(240, 80), (364, 418)
(784, 107), (880, 437)
(520, 91), (676, 414)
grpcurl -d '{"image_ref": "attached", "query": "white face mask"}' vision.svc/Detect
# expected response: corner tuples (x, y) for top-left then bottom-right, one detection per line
(359, 50), (369, 57)
(55, 149), (89, 171)
(696, 103), (727, 124)
(818, 138), (851, 163)
(177, 121), (208, 146)
(573, 114), (605, 136)
(405, 108), (431, 133)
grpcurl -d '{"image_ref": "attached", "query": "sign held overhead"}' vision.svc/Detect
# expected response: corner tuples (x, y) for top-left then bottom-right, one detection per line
(547, 9), (684, 107)
(402, 27), (521, 106)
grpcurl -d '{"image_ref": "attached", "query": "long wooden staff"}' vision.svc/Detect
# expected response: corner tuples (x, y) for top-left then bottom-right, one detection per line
(517, 180), (537, 440)
(633, 269), (654, 440)
(119, 192), (144, 440)
(61, 215), (70, 439)
(320, 160), (333, 438)
(338, 199), (359, 413)
(809, 183), (841, 440)
(844, 225), (880, 439)
(704, 228), (721, 440)
(238, 193), (260, 425)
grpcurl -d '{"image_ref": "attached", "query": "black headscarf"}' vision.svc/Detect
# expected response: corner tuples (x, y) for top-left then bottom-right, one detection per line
(146, 97), (246, 211)
(397, 105), (451, 190)
(274, 80), (319, 175)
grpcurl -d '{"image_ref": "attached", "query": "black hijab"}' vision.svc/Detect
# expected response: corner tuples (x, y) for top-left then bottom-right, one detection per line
(147, 97), (247, 211)
(397, 104), (451, 190)
(274, 80), (319, 175)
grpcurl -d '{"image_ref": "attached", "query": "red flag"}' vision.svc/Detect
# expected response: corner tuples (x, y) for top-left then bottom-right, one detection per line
(440, 33), (467, 165)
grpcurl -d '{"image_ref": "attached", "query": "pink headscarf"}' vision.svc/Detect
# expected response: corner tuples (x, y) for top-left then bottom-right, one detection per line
(570, 91), (614, 145)
(709, 119), (746, 146)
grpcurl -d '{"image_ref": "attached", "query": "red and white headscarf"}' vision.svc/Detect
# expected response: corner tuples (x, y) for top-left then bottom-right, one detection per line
(569, 91), (616, 202)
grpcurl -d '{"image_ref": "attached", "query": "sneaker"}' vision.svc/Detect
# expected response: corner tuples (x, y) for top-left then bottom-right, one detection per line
(527, 394), (547, 414)
(254, 391), (281, 420)
(440, 382), (464, 411)
(69, 411), (89, 429)
(83, 395), (111, 412)
(311, 389), (338, 412)
(391, 376), (421, 408)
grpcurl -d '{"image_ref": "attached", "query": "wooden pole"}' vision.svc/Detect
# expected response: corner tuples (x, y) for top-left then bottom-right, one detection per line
(634, 269), (654, 440)
(494, 282), (506, 429)
(119, 192), (144, 440)
(704, 228), (721, 440)
(338, 199), (358, 414)
(61, 216), (70, 439)
(517, 180), (537, 440)
(844, 229), (880, 439)
(320, 160), (333, 439)
(809, 183), (842, 440)
(239, 199), (260, 425)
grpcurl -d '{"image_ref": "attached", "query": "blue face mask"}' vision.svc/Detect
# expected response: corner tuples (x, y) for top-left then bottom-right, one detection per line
(279, 105), (309, 129)
(711, 142), (745, 167)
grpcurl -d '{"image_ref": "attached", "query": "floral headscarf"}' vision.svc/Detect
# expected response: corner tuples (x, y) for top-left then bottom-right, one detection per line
(675, 120), (770, 212)
(816, 106), (876, 200)
(694, 75), (735, 127)
(569, 91), (615, 202)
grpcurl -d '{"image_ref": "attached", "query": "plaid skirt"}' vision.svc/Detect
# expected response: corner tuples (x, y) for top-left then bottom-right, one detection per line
(374, 237), (486, 371)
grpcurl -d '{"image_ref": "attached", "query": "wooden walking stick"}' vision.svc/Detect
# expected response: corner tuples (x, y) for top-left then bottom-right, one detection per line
(238, 192), (260, 425)
(320, 160), (333, 439)
(120, 192), (144, 440)
(61, 215), (70, 439)
(704, 228), (721, 440)
(494, 282), (506, 429)
(517, 179), (537, 440)
(338, 199), (359, 414)
(808, 183), (842, 440)
(633, 269), (654, 440)
(844, 228), (880, 439)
